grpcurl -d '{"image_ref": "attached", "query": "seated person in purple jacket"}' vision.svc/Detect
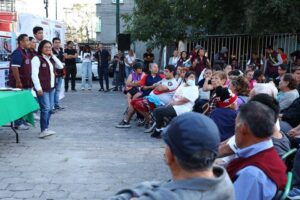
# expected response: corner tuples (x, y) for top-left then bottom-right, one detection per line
(210, 87), (238, 141)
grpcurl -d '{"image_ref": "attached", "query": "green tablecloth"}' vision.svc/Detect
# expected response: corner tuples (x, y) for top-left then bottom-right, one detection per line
(0, 90), (40, 126)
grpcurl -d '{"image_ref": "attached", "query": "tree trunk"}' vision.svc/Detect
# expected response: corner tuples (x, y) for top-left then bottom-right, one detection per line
(158, 45), (164, 70)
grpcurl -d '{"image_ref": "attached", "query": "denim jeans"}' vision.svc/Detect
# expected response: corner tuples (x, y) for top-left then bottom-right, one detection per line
(37, 89), (55, 132)
(125, 65), (133, 79)
(54, 77), (63, 107)
(81, 62), (92, 89)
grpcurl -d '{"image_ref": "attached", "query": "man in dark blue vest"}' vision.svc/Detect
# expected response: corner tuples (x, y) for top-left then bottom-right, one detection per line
(8, 34), (32, 130)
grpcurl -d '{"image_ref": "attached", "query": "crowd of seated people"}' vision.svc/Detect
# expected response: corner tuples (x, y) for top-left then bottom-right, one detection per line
(113, 45), (300, 199)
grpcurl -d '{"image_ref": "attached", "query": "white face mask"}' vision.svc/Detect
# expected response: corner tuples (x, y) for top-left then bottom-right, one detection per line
(187, 79), (195, 86)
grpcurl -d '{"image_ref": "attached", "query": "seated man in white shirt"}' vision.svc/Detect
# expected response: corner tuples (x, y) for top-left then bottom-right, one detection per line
(116, 65), (178, 129)
(150, 71), (199, 138)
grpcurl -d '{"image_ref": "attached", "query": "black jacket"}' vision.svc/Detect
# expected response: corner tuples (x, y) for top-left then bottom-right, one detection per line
(282, 97), (300, 127)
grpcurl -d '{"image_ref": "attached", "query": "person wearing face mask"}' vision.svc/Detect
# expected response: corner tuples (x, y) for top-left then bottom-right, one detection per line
(151, 71), (199, 138)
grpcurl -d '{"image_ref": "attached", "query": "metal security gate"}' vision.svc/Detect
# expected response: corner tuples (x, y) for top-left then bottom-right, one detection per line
(186, 33), (298, 70)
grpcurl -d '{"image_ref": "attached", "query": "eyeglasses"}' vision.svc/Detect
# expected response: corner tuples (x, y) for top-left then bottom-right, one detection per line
(43, 46), (52, 49)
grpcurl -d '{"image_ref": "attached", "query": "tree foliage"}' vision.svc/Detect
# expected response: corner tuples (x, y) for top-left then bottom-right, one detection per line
(123, 0), (300, 38)
(122, 0), (300, 65)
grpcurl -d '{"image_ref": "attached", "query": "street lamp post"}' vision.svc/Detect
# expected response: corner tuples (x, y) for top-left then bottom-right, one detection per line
(116, 0), (120, 38)
(44, 0), (48, 18)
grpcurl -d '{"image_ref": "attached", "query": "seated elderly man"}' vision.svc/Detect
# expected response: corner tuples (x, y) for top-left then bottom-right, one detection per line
(116, 65), (178, 129)
(218, 94), (291, 161)
(110, 112), (235, 200)
(226, 101), (287, 200)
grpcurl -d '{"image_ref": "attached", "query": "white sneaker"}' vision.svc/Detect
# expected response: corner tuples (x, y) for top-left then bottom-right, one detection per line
(15, 124), (30, 130)
(46, 129), (56, 134)
(144, 122), (156, 133)
(34, 113), (40, 120)
(39, 129), (55, 138)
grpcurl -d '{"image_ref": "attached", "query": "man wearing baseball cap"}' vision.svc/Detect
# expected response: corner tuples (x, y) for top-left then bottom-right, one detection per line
(110, 112), (234, 200)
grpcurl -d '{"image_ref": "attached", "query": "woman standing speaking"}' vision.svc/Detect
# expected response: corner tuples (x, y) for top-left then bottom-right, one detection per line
(31, 40), (64, 138)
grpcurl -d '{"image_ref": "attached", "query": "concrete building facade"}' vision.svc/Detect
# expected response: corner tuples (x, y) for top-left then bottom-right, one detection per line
(95, 0), (134, 44)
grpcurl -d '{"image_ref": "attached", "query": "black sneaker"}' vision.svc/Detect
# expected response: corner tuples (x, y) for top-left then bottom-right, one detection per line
(98, 88), (104, 92)
(55, 106), (65, 110)
(72, 89), (77, 92)
(151, 130), (161, 138)
(105, 89), (110, 92)
(116, 120), (131, 128)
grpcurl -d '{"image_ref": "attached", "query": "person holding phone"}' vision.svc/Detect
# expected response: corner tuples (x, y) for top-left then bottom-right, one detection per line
(31, 40), (63, 138)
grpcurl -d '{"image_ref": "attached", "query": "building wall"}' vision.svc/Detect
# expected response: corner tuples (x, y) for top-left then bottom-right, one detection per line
(95, 0), (165, 66)
(96, 0), (134, 44)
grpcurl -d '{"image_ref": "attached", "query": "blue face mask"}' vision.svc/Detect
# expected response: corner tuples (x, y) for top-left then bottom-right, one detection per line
(187, 79), (195, 86)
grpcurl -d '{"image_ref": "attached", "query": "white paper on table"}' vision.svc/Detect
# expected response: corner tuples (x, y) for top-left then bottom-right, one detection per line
(0, 70), (5, 88)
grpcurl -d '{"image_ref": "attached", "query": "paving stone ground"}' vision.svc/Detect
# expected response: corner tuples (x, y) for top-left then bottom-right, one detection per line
(0, 82), (170, 200)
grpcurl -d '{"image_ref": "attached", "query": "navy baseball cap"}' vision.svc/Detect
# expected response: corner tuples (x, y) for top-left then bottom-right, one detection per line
(162, 112), (220, 161)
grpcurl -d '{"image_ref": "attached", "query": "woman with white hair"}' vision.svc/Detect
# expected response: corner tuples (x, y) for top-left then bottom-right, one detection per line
(249, 82), (278, 99)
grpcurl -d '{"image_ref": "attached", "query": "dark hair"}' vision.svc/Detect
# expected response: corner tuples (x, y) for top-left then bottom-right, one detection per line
(250, 94), (279, 122)
(228, 69), (243, 77)
(278, 47), (284, 52)
(29, 36), (35, 41)
(52, 37), (61, 43)
(66, 41), (73, 45)
(165, 65), (176, 76)
(83, 45), (91, 53)
(180, 51), (188, 59)
(17, 34), (28, 44)
(283, 73), (298, 90)
(293, 66), (300, 73)
(133, 62), (143, 70)
(253, 70), (264, 80)
(215, 87), (231, 102)
(183, 71), (195, 82)
(230, 77), (250, 96)
(196, 48), (205, 56)
(33, 26), (43, 35)
(238, 101), (275, 138)
(37, 40), (52, 55)
(267, 45), (273, 50)
(175, 150), (216, 172)
(278, 64), (287, 71)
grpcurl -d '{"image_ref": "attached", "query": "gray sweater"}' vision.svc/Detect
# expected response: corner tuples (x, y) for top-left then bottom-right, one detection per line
(109, 166), (235, 200)
(278, 89), (299, 111)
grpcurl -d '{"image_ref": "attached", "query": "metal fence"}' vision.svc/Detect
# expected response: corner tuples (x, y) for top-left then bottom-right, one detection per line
(0, 0), (15, 12)
(186, 33), (298, 70)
